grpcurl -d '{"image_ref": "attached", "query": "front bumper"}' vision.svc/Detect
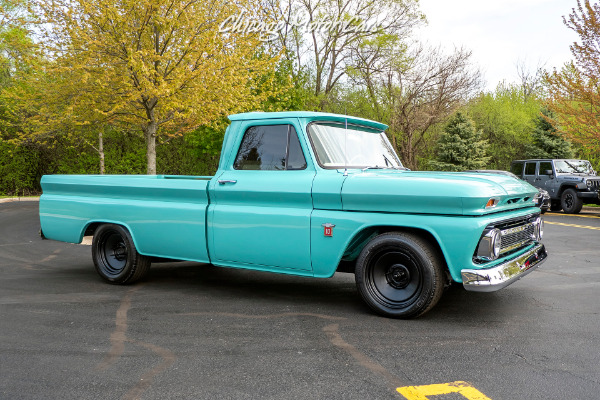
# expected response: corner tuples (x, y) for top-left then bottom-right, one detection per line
(461, 243), (547, 292)
(577, 191), (600, 201)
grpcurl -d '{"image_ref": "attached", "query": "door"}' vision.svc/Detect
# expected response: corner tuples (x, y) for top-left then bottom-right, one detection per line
(523, 161), (537, 186)
(209, 122), (315, 271)
(537, 161), (556, 196)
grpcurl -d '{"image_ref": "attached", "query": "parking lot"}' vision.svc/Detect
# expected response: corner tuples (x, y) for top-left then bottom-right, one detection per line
(1, 201), (599, 400)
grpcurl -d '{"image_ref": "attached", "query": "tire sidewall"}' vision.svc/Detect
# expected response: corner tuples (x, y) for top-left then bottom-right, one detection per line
(92, 224), (138, 284)
(561, 188), (582, 214)
(355, 233), (441, 318)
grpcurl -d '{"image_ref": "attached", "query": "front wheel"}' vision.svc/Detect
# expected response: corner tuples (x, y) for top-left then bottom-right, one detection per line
(355, 232), (445, 319)
(561, 188), (583, 214)
(550, 201), (562, 212)
(92, 224), (150, 284)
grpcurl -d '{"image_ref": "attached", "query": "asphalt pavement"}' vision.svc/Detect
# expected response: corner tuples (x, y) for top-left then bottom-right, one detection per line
(1, 201), (599, 400)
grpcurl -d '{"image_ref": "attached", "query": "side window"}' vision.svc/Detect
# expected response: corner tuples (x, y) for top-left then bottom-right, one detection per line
(233, 125), (307, 171)
(524, 162), (536, 175)
(539, 161), (553, 175)
(287, 129), (307, 170)
(510, 162), (523, 176)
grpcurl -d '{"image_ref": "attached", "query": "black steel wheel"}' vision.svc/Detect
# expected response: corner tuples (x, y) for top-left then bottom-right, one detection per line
(355, 232), (445, 318)
(561, 188), (583, 214)
(92, 224), (150, 284)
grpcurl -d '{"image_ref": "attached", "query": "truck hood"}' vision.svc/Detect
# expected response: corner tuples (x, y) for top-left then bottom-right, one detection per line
(341, 170), (539, 216)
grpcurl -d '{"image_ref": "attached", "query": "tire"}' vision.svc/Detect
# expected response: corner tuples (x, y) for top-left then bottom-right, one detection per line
(561, 188), (583, 214)
(92, 224), (151, 284)
(355, 232), (445, 319)
(550, 201), (562, 212)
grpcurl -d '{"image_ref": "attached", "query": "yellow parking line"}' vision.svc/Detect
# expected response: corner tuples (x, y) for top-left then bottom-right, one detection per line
(545, 221), (600, 230)
(397, 381), (491, 400)
(546, 212), (600, 219)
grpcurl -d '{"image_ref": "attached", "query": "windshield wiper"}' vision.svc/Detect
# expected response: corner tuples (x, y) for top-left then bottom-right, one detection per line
(362, 166), (385, 171)
(564, 160), (585, 173)
(361, 165), (407, 171)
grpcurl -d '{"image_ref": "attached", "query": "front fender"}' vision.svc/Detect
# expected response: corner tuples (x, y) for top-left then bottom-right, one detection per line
(310, 208), (541, 282)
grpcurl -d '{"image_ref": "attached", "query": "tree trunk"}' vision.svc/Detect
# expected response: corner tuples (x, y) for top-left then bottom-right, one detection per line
(145, 121), (157, 175)
(98, 130), (105, 174)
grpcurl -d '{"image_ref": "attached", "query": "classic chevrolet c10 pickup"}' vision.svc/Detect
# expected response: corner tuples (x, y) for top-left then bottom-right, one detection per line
(39, 111), (548, 318)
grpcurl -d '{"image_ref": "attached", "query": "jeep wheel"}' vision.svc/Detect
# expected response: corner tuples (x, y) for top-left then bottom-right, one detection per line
(561, 188), (583, 214)
(355, 232), (445, 319)
(550, 201), (562, 212)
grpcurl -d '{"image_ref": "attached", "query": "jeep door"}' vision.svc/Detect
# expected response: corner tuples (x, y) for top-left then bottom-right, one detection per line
(536, 161), (556, 194)
(523, 161), (538, 187)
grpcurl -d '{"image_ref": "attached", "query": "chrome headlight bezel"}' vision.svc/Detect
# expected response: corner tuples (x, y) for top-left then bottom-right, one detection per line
(532, 216), (543, 240)
(475, 228), (502, 261)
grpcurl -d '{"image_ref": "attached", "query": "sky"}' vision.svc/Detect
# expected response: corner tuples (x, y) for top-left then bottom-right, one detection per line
(416, 0), (580, 91)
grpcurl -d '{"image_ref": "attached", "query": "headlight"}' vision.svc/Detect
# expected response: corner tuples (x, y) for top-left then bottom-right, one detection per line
(476, 228), (502, 261)
(533, 192), (542, 206)
(586, 180), (593, 188)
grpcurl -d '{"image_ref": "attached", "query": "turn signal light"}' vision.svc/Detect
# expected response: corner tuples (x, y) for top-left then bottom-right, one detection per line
(485, 198), (499, 208)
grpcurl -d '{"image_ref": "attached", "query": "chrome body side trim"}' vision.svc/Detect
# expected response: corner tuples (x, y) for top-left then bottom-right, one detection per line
(462, 243), (547, 292)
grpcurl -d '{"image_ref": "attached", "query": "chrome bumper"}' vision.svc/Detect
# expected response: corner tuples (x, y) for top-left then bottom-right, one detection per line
(461, 243), (547, 292)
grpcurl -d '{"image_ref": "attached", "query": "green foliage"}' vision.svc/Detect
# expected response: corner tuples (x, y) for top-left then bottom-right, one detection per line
(259, 54), (315, 112)
(0, 126), (225, 195)
(525, 108), (573, 159)
(0, 139), (40, 195)
(466, 83), (540, 169)
(430, 112), (490, 171)
(573, 144), (600, 172)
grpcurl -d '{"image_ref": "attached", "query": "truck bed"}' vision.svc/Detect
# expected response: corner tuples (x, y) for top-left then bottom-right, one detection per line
(39, 175), (213, 262)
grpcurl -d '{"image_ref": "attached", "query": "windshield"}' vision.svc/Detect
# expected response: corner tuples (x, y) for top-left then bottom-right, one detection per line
(307, 122), (403, 169)
(554, 160), (596, 175)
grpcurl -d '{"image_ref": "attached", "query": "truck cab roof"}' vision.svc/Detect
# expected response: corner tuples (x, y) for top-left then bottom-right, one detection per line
(228, 111), (388, 131)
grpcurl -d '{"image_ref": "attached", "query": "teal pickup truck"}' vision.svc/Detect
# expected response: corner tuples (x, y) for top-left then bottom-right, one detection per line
(40, 111), (547, 318)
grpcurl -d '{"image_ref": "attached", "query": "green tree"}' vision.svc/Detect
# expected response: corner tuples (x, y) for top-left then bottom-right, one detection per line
(266, 0), (424, 109)
(526, 108), (573, 159)
(467, 83), (540, 169)
(18, 0), (279, 174)
(430, 112), (490, 171)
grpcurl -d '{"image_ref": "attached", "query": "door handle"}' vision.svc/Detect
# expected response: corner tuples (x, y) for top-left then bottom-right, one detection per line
(218, 180), (237, 185)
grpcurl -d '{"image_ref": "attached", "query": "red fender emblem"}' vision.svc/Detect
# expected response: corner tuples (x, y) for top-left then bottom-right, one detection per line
(322, 223), (336, 237)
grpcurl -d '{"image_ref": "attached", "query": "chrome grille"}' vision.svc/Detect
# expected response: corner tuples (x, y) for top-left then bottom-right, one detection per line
(473, 214), (539, 263)
(500, 223), (535, 254)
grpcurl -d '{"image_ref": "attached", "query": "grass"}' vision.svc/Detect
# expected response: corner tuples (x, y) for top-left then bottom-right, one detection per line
(0, 195), (40, 199)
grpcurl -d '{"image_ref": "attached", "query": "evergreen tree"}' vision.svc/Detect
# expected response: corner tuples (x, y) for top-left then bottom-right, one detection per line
(430, 112), (490, 171)
(525, 108), (573, 159)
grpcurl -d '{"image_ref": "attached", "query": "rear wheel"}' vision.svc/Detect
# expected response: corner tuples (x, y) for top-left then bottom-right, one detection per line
(355, 232), (445, 319)
(561, 188), (583, 214)
(92, 224), (150, 284)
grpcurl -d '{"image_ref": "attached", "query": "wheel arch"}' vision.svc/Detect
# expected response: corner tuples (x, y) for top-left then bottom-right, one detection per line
(336, 225), (450, 279)
(82, 220), (142, 253)
(558, 183), (578, 197)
